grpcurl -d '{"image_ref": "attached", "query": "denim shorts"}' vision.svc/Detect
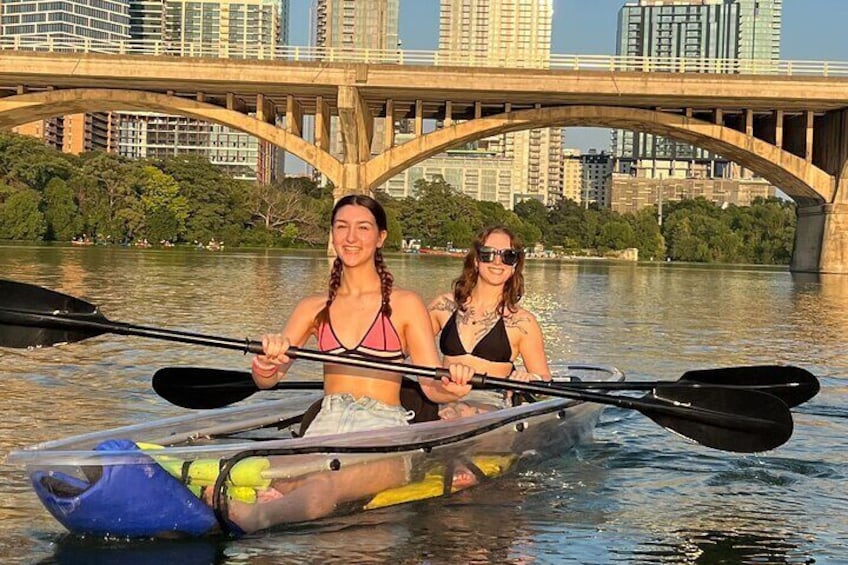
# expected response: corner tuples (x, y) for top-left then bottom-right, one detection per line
(302, 393), (415, 438)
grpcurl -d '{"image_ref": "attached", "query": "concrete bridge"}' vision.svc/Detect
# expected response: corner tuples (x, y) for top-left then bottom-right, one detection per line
(1, 43), (847, 273)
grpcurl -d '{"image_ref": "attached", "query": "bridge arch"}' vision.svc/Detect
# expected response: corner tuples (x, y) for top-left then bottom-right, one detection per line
(0, 88), (344, 186)
(366, 105), (834, 206)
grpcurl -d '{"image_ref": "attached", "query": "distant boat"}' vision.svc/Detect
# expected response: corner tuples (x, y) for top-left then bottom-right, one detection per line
(418, 247), (465, 258)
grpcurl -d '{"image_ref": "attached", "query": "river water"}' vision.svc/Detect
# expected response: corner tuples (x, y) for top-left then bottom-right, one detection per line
(0, 244), (845, 564)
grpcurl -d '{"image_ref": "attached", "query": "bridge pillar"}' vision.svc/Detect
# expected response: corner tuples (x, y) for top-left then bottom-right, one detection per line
(792, 203), (848, 273)
(335, 85), (373, 199)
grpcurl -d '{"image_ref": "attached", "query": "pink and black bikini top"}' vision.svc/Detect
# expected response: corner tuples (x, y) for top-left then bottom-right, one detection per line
(317, 309), (406, 361)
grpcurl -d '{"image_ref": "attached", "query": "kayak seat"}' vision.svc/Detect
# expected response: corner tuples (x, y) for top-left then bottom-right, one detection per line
(37, 472), (91, 498)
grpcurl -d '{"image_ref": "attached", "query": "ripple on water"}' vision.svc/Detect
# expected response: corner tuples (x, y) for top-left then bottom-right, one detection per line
(2, 250), (848, 563)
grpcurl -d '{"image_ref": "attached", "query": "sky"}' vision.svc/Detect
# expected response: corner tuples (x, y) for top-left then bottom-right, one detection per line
(287, 0), (848, 151)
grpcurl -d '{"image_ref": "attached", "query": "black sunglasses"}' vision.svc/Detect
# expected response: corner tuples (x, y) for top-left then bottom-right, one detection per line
(478, 246), (521, 266)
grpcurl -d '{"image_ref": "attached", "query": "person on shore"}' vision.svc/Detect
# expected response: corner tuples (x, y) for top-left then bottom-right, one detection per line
(429, 225), (552, 419)
(220, 194), (474, 531)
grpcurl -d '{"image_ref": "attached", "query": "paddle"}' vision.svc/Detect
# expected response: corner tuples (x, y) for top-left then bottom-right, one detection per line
(0, 278), (793, 453)
(152, 364), (818, 410)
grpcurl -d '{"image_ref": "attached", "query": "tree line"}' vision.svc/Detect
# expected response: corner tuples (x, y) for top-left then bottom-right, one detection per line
(0, 131), (795, 264)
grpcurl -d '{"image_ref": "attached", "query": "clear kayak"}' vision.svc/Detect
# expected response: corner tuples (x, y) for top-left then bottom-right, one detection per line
(7, 365), (623, 538)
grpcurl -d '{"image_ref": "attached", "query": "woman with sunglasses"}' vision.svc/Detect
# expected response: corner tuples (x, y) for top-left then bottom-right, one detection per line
(428, 225), (552, 420)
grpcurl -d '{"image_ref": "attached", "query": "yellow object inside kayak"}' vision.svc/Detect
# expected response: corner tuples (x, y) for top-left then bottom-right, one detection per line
(365, 454), (517, 510)
(137, 442), (270, 504)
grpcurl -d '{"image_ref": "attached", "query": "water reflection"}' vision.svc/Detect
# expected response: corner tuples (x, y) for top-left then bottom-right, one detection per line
(630, 525), (812, 564)
(1, 246), (847, 563)
(36, 536), (228, 565)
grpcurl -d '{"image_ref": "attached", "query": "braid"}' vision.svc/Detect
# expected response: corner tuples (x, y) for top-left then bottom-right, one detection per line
(315, 257), (343, 327)
(375, 248), (394, 317)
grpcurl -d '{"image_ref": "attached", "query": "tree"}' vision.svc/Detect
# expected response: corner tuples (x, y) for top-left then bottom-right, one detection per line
(139, 165), (190, 242)
(513, 198), (549, 238)
(248, 182), (324, 245)
(628, 207), (665, 260)
(597, 220), (635, 253)
(0, 189), (46, 240)
(43, 177), (81, 241)
(0, 132), (74, 191)
(399, 177), (481, 246)
(75, 152), (144, 241)
(157, 154), (251, 244)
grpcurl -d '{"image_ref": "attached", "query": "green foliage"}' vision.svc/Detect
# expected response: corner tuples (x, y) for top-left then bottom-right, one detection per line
(661, 197), (795, 264)
(157, 154), (251, 244)
(75, 152), (144, 241)
(398, 177), (483, 247)
(0, 131), (796, 264)
(514, 198), (549, 237)
(629, 208), (665, 261)
(43, 177), (81, 241)
(0, 189), (46, 240)
(139, 165), (189, 242)
(0, 133), (74, 191)
(597, 220), (635, 253)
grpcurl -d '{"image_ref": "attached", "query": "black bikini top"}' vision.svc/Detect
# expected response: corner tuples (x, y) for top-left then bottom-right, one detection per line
(439, 309), (512, 363)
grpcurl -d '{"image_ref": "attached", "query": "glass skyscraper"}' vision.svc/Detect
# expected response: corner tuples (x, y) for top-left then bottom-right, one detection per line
(118, 0), (289, 182)
(1, 0), (131, 153)
(315, 0), (399, 53)
(613, 0), (782, 174)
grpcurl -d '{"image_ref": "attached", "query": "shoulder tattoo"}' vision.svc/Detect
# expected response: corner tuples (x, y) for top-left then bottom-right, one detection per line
(504, 313), (531, 336)
(428, 295), (457, 313)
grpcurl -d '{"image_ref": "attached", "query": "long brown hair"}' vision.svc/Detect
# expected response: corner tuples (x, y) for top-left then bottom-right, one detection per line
(453, 226), (525, 315)
(314, 194), (394, 328)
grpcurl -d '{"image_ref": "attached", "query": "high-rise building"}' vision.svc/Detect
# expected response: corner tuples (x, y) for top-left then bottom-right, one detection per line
(561, 149), (584, 203)
(118, 112), (265, 180)
(316, 0), (398, 53)
(613, 0), (782, 175)
(1, 0), (131, 153)
(382, 149), (516, 210)
(427, 0), (562, 207)
(1, 0), (130, 40)
(129, 0), (164, 43)
(315, 0), (400, 159)
(609, 173), (775, 214)
(438, 0), (551, 67)
(737, 0), (781, 61)
(580, 150), (613, 208)
(120, 0), (289, 182)
(164, 0), (285, 56)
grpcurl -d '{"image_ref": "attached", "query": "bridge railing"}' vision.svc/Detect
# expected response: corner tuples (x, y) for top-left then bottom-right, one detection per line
(2, 36), (848, 78)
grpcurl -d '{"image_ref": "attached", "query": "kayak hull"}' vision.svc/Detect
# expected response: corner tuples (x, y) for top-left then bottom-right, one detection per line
(8, 365), (622, 538)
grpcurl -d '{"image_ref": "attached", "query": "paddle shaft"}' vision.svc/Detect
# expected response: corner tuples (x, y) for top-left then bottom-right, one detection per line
(1, 307), (782, 434)
(7, 304), (812, 408)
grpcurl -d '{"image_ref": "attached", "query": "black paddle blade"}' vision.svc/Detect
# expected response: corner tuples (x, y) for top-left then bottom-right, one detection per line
(645, 385), (793, 453)
(153, 367), (261, 409)
(0, 279), (107, 348)
(680, 365), (820, 408)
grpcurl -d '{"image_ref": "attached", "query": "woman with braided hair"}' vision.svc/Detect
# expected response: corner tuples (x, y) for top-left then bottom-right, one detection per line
(251, 194), (474, 437)
(206, 194), (476, 530)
